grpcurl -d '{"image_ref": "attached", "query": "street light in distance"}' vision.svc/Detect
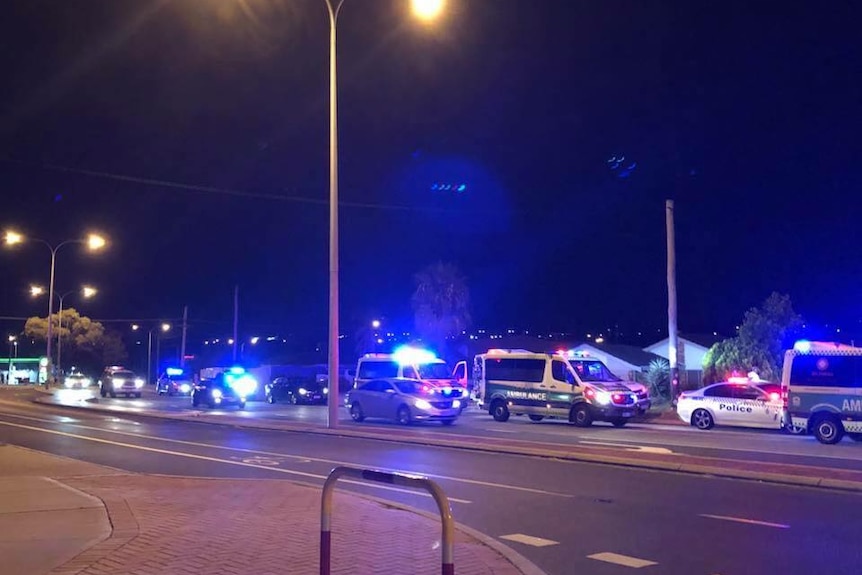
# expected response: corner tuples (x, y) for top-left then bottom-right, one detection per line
(411, 0), (446, 21)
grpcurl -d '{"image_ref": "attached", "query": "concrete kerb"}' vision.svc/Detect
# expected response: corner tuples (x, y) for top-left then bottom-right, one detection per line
(31, 395), (862, 494)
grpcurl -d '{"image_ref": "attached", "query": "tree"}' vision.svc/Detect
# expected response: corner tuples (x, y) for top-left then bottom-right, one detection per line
(411, 262), (471, 359)
(24, 308), (128, 373)
(643, 358), (671, 401)
(702, 292), (802, 384)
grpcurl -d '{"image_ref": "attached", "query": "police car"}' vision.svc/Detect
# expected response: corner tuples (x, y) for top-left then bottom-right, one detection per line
(676, 379), (785, 430)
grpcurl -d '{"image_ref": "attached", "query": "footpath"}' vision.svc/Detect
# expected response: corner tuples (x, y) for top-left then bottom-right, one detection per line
(0, 444), (539, 575)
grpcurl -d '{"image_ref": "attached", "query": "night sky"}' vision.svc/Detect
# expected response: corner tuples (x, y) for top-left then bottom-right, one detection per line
(1, 1), (860, 347)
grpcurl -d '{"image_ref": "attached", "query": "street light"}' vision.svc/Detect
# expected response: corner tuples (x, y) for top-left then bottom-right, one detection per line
(148, 323), (171, 385)
(322, 0), (444, 429)
(30, 284), (98, 377)
(6, 335), (17, 385)
(4, 230), (107, 384)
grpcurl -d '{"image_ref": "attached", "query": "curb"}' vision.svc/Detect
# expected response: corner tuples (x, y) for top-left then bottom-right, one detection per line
(30, 396), (862, 494)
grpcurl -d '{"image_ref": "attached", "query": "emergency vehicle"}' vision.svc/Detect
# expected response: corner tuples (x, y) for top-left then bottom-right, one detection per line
(353, 346), (465, 398)
(783, 340), (862, 444)
(474, 349), (639, 427)
(559, 350), (651, 414)
(676, 378), (785, 430)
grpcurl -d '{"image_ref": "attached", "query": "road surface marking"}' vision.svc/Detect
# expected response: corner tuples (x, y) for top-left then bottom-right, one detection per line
(699, 514), (790, 529)
(499, 533), (559, 547)
(484, 428), (519, 433)
(587, 552), (658, 568)
(0, 420), (470, 504)
(0, 412), (569, 498)
(579, 440), (674, 455)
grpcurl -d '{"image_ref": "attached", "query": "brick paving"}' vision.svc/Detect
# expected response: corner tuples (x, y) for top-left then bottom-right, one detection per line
(54, 475), (525, 575)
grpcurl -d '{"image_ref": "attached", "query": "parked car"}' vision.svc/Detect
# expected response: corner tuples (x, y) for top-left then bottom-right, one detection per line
(346, 378), (461, 426)
(265, 376), (327, 405)
(192, 373), (248, 409)
(98, 367), (144, 398)
(156, 368), (194, 396)
(676, 381), (785, 430)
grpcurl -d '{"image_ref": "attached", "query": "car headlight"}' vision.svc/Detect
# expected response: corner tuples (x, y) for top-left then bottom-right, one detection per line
(212, 388), (223, 399)
(298, 388), (308, 396)
(231, 375), (257, 398)
(83, 378), (92, 386)
(595, 391), (611, 405)
(64, 380), (74, 388)
(112, 378), (124, 387)
(414, 398), (432, 410)
(134, 378), (144, 388)
(323, 387), (329, 394)
(179, 383), (191, 393)
(452, 399), (461, 409)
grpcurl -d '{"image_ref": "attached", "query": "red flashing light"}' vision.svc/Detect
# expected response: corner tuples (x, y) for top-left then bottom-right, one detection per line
(769, 392), (780, 402)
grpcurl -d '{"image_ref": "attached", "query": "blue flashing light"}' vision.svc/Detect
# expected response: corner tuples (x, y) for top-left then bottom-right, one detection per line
(457, 184), (466, 192)
(166, 367), (184, 376)
(794, 340), (812, 353)
(228, 366), (246, 375)
(392, 345), (437, 366)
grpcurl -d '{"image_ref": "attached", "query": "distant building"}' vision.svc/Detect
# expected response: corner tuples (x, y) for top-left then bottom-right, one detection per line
(643, 333), (724, 371)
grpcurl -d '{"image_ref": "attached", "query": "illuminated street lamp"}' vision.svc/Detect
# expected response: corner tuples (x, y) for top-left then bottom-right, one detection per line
(31, 284), (98, 376)
(371, 319), (381, 330)
(322, 0), (445, 429)
(148, 323), (171, 386)
(4, 230), (107, 384)
(7, 335), (17, 385)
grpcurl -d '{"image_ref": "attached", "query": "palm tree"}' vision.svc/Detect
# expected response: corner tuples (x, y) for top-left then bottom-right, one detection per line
(411, 262), (471, 358)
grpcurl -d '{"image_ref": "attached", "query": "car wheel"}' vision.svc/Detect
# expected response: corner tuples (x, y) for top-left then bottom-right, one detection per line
(490, 400), (510, 422)
(812, 416), (844, 444)
(528, 414), (544, 422)
(570, 404), (593, 427)
(396, 405), (412, 425)
(441, 419), (455, 426)
(691, 409), (714, 430)
(350, 402), (365, 422)
(610, 417), (627, 428)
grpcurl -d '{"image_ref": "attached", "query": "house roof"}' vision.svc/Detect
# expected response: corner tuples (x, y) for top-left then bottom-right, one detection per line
(574, 342), (665, 368)
(646, 333), (726, 351)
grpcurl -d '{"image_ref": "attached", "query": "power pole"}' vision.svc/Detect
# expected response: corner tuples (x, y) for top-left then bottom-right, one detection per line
(666, 199), (680, 399)
(232, 285), (239, 363)
(180, 306), (188, 367)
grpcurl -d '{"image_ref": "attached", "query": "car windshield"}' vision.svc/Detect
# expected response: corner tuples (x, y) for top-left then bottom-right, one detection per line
(112, 371), (135, 379)
(568, 360), (621, 382)
(168, 374), (190, 381)
(417, 363), (451, 379)
(393, 380), (424, 395)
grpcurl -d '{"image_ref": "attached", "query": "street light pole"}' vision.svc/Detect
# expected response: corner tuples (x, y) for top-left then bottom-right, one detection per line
(325, 0), (345, 430)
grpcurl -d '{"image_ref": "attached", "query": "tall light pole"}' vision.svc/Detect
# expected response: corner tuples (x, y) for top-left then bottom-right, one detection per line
(4, 231), (106, 385)
(7, 336), (16, 385)
(323, 0), (445, 429)
(145, 323), (171, 385)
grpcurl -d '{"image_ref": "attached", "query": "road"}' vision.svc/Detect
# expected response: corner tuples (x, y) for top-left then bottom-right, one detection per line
(1, 389), (860, 574)
(47, 386), (862, 470)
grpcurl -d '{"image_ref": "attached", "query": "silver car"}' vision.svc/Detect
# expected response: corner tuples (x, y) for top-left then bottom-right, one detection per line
(347, 378), (461, 426)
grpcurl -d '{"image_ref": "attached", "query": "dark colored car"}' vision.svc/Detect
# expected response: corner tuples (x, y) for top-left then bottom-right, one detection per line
(192, 374), (246, 409)
(265, 377), (328, 405)
(156, 369), (194, 396)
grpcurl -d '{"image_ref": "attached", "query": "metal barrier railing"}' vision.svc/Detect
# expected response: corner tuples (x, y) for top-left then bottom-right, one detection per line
(320, 466), (455, 575)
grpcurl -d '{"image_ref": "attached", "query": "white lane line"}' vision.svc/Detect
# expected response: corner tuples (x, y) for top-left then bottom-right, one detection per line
(699, 514), (790, 529)
(499, 533), (559, 547)
(484, 428), (519, 433)
(0, 420), (470, 504)
(587, 552), (658, 568)
(579, 440), (674, 455)
(0, 412), (569, 498)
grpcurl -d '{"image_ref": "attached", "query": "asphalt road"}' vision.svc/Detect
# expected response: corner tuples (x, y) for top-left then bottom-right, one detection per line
(1, 390), (860, 574)
(48, 386), (862, 471)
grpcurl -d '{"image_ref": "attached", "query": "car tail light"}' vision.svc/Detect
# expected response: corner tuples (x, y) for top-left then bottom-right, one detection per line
(584, 388), (596, 399)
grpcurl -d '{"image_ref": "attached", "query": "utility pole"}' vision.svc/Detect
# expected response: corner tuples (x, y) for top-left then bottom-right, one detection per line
(180, 306), (188, 367)
(232, 286), (239, 363)
(666, 199), (680, 400)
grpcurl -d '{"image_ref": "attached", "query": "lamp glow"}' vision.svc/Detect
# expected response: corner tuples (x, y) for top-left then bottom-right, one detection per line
(86, 234), (107, 251)
(411, 0), (445, 21)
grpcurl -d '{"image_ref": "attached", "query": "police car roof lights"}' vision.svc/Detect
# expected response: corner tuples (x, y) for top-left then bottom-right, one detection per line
(228, 366), (246, 375)
(392, 345), (437, 365)
(793, 340), (859, 353)
(166, 367), (184, 376)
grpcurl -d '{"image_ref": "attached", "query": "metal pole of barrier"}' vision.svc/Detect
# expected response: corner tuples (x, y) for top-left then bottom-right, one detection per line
(320, 466), (455, 575)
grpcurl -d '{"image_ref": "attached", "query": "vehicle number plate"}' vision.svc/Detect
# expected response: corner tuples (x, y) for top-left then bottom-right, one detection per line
(622, 411), (633, 417)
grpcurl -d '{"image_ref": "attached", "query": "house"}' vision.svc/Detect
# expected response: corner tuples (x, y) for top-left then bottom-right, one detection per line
(569, 342), (665, 381)
(643, 333), (724, 371)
